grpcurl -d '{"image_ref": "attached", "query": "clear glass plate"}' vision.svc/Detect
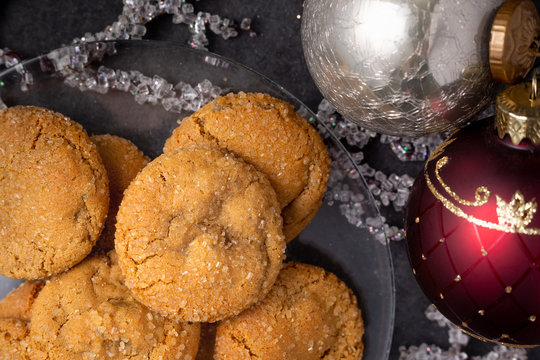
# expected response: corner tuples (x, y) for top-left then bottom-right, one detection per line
(0, 40), (394, 360)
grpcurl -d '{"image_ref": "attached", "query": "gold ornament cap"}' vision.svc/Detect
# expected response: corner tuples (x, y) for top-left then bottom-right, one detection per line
(495, 73), (540, 145)
(489, 0), (540, 84)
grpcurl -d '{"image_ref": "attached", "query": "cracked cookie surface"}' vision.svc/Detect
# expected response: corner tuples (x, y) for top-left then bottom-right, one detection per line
(0, 280), (44, 321)
(215, 262), (364, 360)
(0, 318), (31, 360)
(0, 106), (109, 279)
(91, 134), (149, 251)
(29, 251), (200, 360)
(0, 281), (43, 360)
(115, 146), (285, 322)
(163, 92), (330, 242)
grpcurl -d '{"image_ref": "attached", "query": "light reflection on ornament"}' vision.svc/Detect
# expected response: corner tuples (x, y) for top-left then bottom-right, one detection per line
(301, 0), (504, 136)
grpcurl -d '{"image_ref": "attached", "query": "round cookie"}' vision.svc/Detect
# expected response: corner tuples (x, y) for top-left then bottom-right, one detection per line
(0, 106), (109, 279)
(30, 251), (200, 360)
(0, 318), (31, 360)
(214, 262), (364, 360)
(163, 92), (330, 242)
(0, 280), (44, 321)
(115, 146), (285, 322)
(91, 134), (149, 251)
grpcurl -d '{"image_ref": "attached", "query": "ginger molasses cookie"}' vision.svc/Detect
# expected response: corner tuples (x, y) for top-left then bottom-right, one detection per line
(163, 92), (330, 242)
(0, 318), (31, 360)
(0, 106), (109, 279)
(30, 251), (200, 360)
(0, 281), (42, 360)
(215, 262), (364, 360)
(0, 280), (44, 321)
(115, 146), (285, 322)
(91, 134), (149, 251)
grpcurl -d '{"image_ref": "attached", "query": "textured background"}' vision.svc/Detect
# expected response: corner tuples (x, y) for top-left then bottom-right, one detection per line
(1, 0), (540, 358)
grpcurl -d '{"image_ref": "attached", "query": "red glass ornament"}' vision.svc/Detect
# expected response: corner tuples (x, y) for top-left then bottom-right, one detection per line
(406, 118), (540, 346)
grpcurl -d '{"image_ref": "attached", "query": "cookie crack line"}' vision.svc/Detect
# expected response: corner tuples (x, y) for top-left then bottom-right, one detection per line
(132, 276), (174, 291)
(320, 347), (332, 359)
(50, 132), (108, 237)
(194, 116), (222, 148)
(130, 252), (160, 266)
(29, 118), (44, 151)
(231, 333), (260, 359)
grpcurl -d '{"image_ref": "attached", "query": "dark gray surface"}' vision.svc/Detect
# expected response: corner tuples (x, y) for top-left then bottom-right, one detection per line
(2, 1), (540, 358)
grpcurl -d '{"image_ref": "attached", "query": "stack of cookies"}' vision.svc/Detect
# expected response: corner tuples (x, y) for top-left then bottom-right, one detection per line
(0, 92), (365, 360)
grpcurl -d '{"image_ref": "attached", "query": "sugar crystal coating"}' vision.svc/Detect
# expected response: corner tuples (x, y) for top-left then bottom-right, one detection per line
(29, 251), (200, 359)
(0, 280), (44, 321)
(163, 92), (330, 242)
(0, 106), (109, 279)
(91, 134), (149, 251)
(115, 146), (285, 322)
(0, 280), (43, 359)
(0, 318), (31, 359)
(215, 262), (364, 360)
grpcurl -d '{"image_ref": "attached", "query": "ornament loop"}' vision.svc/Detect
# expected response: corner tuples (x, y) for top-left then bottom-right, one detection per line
(495, 78), (540, 145)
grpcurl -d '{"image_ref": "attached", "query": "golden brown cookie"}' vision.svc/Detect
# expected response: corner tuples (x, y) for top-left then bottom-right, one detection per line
(115, 146), (285, 322)
(0, 281), (42, 360)
(163, 92), (330, 242)
(214, 262), (364, 360)
(0, 280), (44, 321)
(30, 251), (200, 360)
(0, 318), (31, 360)
(0, 106), (109, 279)
(91, 134), (149, 251)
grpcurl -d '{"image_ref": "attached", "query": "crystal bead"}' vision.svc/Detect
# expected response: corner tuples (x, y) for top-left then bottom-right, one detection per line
(374, 170), (387, 182)
(209, 14), (220, 25)
(69, 54), (88, 70)
(172, 13), (186, 24)
(181, 3), (194, 14)
(97, 66), (115, 80)
(190, 33), (209, 49)
(151, 75), (173, 97)
(198, 11), (210, 21)
(240, 18), (252, 30)
(178, 83), (197, 101)
(126, 23), (147, 37)
(114, 70), (131, 91)
(83, 75), (98, 92)
(221, 18), (231, 27)
(144, 4), (158, 20)
(5, 52), (21, 67)
(196, 79), (213, 96)
(183, 12), (196, 26)
(111, 21), (126, 37)
(162, 97), (185, 113)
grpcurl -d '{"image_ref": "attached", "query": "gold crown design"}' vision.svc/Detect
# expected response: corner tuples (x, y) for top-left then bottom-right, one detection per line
(496, 191), (538, 231)
(424, 156), (540, 235)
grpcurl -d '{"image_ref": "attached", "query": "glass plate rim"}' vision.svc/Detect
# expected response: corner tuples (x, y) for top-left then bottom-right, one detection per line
(0, 38), (396, 359)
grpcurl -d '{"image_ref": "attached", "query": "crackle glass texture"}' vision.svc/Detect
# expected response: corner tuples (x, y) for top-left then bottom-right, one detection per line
(301, 0), (504, 136)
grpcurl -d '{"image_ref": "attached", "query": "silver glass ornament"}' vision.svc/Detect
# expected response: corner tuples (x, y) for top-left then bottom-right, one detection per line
(301, 0), (504, 136)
